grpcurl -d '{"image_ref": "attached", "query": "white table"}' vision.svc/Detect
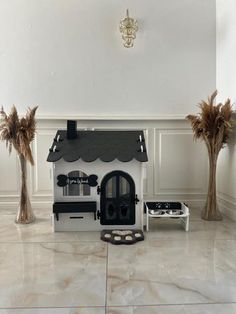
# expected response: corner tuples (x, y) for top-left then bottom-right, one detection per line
(145, 202), (190, 232)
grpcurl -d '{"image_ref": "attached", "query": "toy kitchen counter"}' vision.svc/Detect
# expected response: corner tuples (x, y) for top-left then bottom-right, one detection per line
(47, 120), (148, 232)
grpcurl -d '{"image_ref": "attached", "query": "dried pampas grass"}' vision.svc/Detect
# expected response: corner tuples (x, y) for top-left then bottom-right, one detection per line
(0, 105), (38, 224)
(0, 106), (38, 165)
(186, 91), (234, 221)
(187, 90), (233, 154)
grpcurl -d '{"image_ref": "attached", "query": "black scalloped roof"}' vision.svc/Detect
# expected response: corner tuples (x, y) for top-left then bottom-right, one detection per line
(47, 130), (148, 163)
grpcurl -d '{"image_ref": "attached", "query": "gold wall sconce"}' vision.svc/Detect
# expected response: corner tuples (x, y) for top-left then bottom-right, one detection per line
(119, 9), (138, 48)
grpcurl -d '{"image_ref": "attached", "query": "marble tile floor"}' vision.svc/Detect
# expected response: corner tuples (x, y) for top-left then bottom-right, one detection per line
(0, 208), (236, 313)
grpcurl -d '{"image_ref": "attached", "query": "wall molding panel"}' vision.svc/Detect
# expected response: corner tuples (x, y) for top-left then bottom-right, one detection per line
(0, 117), (219, 215)
(216, 123), (236, 221)
(154, 129), (208, 197)
(0, 143), (20, 202)
(30, 130), (56, 202)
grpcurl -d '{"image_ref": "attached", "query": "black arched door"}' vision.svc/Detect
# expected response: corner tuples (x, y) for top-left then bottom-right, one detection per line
(100, 171), (135, 225)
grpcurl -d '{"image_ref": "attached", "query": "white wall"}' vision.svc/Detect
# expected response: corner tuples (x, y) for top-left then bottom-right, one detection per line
(0, 0), (217, 215)
(0, 0), (216, 118)
(216, 0), (236, 220)
(217, 0), (236, 107)
(217, 121), (236, 220)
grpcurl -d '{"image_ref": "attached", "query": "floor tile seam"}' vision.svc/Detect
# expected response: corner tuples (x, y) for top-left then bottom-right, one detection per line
(145, 237), (236, 242)
(105, 301), (236, 307)
(0, 240), (104, 244)
(1, 237), (236, 245)
(105, 243), (109, 314)
(0, 306), (105, 310)
(1, 302), (236, 310)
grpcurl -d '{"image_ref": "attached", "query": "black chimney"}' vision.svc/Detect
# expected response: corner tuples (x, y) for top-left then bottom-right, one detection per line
(67, 120), (77, 140)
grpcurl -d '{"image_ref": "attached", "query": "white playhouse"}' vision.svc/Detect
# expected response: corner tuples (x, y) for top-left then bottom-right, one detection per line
(47, 121), (148, 232)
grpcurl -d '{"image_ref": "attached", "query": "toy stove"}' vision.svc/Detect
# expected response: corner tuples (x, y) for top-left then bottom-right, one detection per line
(47, 121), (148, 232)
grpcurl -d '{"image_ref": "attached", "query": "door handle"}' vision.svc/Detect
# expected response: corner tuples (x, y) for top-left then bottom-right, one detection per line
(135, 194), (139, 204)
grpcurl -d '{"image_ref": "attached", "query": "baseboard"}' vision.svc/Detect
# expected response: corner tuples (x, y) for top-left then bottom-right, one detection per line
(0, 201), (52, 214)
(0, 202), (18, 214)
(0, 199), (205, 213)
(218, 196), (236, 221)
(4, 198), (234, 221)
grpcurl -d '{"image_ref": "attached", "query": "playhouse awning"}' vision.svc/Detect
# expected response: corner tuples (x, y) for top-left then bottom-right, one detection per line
(47, 130), (148, 163)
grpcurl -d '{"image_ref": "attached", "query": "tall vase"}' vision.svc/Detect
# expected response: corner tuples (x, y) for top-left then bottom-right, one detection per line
(201, 149), (222, 221)
(15, 153), (35, 224)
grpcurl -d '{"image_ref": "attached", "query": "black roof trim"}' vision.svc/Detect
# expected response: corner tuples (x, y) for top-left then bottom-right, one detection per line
(47, 130), (148, 163)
